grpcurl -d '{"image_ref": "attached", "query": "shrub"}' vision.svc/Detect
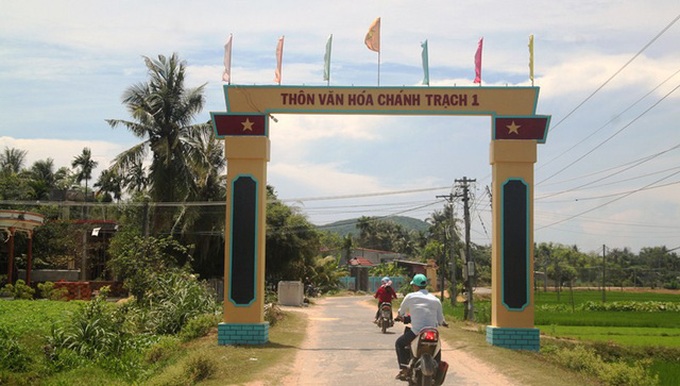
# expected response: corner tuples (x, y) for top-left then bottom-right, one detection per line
(264, 302), (284, 327)
(549, 344), (659, 386)
(184, 353), (217, 383)
(133, 270), (218, 335)
(179, 313), (219, 342)
(1, 279), (35, 300)
(107, 235), (190, 302)
(0, 326), (31, 372)
(144, 336), (181, 365)
(37, 281), (68, 301)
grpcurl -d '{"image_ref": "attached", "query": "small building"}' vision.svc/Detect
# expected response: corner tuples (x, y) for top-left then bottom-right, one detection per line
(348, 257), (374, 291)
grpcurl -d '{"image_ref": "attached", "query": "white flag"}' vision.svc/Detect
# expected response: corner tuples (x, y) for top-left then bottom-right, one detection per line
(222, 34), (233, 83)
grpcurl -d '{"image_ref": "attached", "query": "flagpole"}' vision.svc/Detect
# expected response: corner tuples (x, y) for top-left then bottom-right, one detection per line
(377, 51), (381, 86)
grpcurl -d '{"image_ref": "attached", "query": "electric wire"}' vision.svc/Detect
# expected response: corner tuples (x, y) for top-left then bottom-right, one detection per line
(546, 13), (680, 135)
(538, 142), (680, 188)
(537, 82), (680, 185)
(537, 169), (680, 230)
(539, 67), (680, 170)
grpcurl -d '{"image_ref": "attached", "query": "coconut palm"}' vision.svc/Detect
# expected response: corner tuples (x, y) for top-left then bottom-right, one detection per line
(106, 53), (209, 205)
(29, 158), (57, 200)
(94, 168), (123, 202)
(0, 146), (27, 175)
(106, 53), (224, 249)
(71, 147), (98, 201)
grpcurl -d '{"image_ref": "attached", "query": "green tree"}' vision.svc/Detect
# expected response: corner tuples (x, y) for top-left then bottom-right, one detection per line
(28, 158), (57, 200)
(106, 53), (210, 207)
(71, 147), (98, 201)
(265, 186), (321, 284)
(94, 168), (123, 202)
(0, 147), (27, 175)
(356, 216), (418, 253)
(106, 53), (225, 277)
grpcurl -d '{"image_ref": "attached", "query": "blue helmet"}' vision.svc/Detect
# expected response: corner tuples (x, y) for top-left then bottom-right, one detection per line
(381, 276), (390, 285)
(410, 274), (428, 287)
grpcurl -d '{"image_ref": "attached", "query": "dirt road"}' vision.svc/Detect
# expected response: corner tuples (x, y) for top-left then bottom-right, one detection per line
(280, 295), (518, 386)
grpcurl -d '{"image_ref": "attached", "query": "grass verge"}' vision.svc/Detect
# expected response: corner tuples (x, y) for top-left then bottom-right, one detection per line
(143, 310), (307, 385)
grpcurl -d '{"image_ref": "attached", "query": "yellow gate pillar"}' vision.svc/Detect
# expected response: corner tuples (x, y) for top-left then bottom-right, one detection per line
(212, 113), (270, 345)
(486, 116), (549, 351)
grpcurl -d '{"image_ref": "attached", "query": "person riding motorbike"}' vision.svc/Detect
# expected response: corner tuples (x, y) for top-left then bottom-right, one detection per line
(394, 273), (448, 381)
(374, 276), (398, 324)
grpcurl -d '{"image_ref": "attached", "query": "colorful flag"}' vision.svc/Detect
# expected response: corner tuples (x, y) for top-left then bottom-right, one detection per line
(528, 34), (534, 85)
(364, 17), (380, 52)
(222, 34), (233, 83)
(324, 34), (333, 82)
(274, 36), (284, 84)
(474, 37), (483, 84)
(421, 40), (429, 86)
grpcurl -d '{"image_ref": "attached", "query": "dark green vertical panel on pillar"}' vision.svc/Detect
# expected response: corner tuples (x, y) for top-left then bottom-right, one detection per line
(230, 176), (257, 305)
(501, 179), (529, 310)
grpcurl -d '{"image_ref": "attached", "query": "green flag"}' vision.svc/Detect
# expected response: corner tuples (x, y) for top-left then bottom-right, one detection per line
(421, 40), (429, 86)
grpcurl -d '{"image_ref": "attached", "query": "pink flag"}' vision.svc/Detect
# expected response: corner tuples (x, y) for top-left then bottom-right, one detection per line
(364, 17), (381, 52)
(274, 36), (284, 84)
(474, 37), (483, 84)
(222, 34), (233, 83)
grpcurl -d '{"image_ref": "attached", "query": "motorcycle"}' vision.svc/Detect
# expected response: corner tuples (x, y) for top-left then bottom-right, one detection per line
(377, 302), (394, 333)
(395, 315), (449, 386)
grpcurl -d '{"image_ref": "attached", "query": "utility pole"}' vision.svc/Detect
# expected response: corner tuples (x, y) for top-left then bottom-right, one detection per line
(602, 244), (606, 303)
(435, 193), (456, 306)
(456, 176), (476, 321)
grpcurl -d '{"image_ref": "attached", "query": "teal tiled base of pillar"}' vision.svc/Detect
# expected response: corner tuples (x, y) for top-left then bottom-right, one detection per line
(486, 326), (540, 351)
(218, 322), (269, 345)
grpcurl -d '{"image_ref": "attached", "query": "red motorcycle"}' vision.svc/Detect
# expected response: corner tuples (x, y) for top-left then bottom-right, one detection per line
(395, 315), (449, 386)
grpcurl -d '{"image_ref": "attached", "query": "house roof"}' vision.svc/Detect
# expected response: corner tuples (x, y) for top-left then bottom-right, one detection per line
(349, 257), (374, 267)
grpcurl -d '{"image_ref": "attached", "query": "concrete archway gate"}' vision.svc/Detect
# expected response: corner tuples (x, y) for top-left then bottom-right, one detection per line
(211, 85), (550, 351)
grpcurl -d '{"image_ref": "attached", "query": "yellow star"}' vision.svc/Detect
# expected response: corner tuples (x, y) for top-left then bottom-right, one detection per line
(241, 118), (254, 131)
(506, 121), (521, 134)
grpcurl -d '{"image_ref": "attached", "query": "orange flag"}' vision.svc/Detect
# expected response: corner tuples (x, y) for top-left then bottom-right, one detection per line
(364, 17), (380, 52)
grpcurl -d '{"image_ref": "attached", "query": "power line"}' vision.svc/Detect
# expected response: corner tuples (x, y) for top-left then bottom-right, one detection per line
(538, 82), (680, 185)
(547, 13), (680, 135)
(539, 67), (680, 170)
(538, 142), (680, 188)
(537, 165), (680, 201)
(537, 169), (680, 230)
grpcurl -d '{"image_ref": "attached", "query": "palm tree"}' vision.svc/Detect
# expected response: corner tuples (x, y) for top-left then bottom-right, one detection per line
(106, 53), (209, 205)
(71, 147), (98, 201)
(106, 53), (226, 253)
(94, 168), (123, 202)
(29, 158), (56, 200)
(0, 146), (27, 175)
(124, 159), (148, 194)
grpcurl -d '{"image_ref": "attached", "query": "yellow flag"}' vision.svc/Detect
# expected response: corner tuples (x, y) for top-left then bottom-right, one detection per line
(364, 17), (380, 52)
(529, 34), (534, 85)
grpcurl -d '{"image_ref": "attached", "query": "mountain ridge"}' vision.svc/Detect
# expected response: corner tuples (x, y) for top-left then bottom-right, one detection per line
(315, 215), (430, 237)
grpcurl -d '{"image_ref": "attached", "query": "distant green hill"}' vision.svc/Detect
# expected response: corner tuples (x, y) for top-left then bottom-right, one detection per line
(316, 216), (430, 237)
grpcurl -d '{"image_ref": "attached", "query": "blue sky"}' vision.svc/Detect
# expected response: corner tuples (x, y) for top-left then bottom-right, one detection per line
(1, 0), (679, 254)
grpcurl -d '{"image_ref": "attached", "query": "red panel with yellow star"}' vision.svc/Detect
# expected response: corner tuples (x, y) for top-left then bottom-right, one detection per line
(493, 115), (550, 143)
(211, 112), (267, 137)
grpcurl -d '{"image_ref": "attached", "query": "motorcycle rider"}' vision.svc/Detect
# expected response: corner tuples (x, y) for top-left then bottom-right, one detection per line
(373, 276), (398, 323)
(394, 273), (447, 381)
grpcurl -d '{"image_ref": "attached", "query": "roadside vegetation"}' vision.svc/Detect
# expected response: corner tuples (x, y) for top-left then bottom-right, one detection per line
(2, 52), (678, 385)
(443, 289), (680, 386)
